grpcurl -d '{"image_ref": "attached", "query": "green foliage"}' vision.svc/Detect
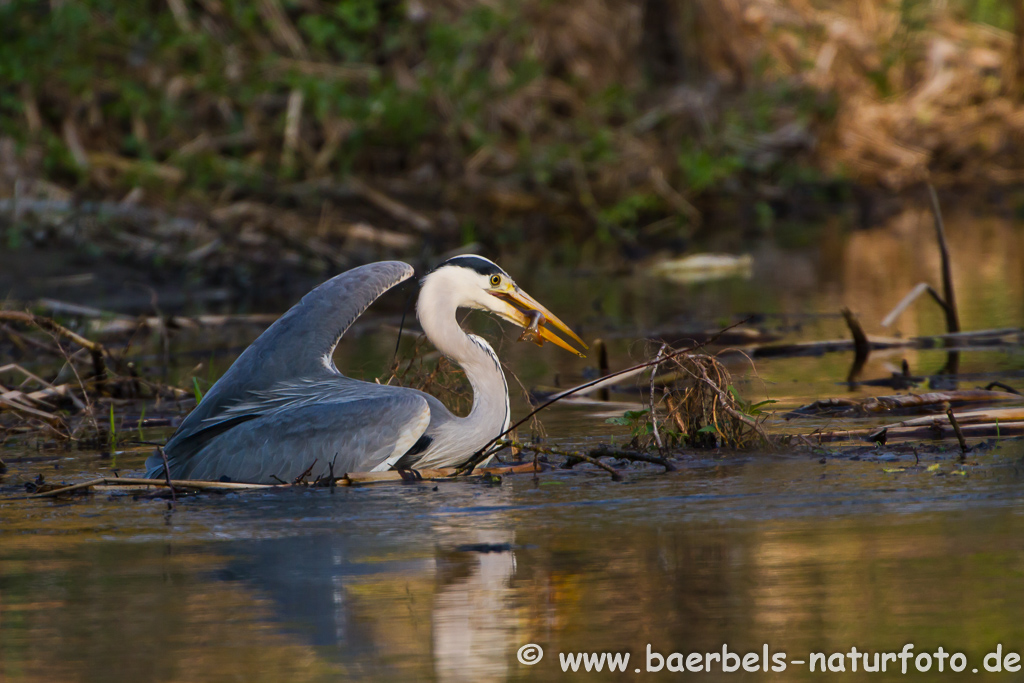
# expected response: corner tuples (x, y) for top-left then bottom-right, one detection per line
(0, 0), (535, 194)
(870, 0), (932, 97)
(727, 385), (777, 418)
(955, 0), (1014, 29)
(108, 403), (117, 454)
(754, 201), (774, 232)
(599, 193), (662, 230)
(605, 410), (652, 442)
(298, 0), (384, 61)
(678, 146), (743, 194)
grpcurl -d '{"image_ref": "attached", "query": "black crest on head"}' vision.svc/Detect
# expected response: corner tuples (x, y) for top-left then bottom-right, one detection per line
(434, 255), (508, 278)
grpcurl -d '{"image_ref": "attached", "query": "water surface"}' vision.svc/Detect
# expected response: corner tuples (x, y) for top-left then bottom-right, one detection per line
(3, 207), (1024, 681)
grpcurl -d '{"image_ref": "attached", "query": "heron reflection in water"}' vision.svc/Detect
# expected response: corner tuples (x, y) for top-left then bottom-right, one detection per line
(147, 256), (586, 483)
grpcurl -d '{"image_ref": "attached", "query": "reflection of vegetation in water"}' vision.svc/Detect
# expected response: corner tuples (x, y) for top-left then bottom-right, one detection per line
(6, 467), (1024, 682)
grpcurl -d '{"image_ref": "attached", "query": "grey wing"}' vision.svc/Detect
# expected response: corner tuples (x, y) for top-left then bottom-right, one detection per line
(164, 393), (432, 484)
(164, 261), (413, 455)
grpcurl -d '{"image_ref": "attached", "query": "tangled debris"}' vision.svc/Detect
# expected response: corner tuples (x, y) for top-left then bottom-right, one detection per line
(600, 348), (775, 454)
(656, 351), (773, 450)
(0, 309), (191, 443)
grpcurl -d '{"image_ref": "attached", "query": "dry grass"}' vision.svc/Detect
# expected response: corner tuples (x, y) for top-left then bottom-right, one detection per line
(653, 351), (773, 450)
(380, 334), (474, 416)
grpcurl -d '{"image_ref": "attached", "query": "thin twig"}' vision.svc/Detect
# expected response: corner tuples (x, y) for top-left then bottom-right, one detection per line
(28, 477), (280, 498)
(159, 447), (177, 505)
(292, 459), (318, 484)
(462, 318), (752, 472)
(649, 343), (666, 451)
(946, 408), (969, 460)
(928, 183), (959, 334)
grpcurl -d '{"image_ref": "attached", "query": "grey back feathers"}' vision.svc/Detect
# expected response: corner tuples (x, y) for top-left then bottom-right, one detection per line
(152, 262), (415, 480)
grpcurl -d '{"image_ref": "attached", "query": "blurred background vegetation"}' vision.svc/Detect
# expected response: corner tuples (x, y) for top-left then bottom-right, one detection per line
(3, 0), (1024, 277)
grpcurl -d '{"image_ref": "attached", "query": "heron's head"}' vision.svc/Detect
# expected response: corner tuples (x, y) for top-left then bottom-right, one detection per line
(420, 255), (588, 357)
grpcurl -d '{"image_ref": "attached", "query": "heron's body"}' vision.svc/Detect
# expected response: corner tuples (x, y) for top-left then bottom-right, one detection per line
(146, 258), (584, 483)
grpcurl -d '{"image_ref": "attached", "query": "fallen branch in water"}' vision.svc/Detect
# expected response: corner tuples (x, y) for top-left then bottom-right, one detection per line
(588, 445), (677, 472)
(741, 336), (911, 359)
(493, 439), (619, 480)
(785, 389), (1023, 418)
(802, 420), (1024, 444)
(29, 476), (279, 498)
(337, 461), (544, 485)
(735, 328), (1023, 361)
(495, 438), (677, 476)
(26, 462), (549, 498)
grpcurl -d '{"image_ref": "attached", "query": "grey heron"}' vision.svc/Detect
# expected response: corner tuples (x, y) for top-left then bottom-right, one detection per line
(145, 256), (586, 483)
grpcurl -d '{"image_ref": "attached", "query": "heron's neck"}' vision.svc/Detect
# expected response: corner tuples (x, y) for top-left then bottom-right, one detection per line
(417, 289), (510, 442)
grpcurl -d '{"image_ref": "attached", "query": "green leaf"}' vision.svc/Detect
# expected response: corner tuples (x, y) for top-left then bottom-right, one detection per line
(193, 377), (204, 404)
(749, 399), (778, 409)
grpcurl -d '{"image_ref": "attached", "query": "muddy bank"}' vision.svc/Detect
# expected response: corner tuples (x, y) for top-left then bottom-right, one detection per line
(7, 1), (1024, 284)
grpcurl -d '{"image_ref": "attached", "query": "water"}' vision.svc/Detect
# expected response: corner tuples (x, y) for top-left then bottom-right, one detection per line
(3, 206), (1024, 681)
(4, 444), (1024, 681)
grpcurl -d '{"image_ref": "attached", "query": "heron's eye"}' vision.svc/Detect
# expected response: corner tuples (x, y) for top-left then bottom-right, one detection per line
(489, 274), (501, 286)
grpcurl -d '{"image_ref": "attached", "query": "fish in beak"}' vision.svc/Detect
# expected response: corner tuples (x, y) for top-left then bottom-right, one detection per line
(489, 286), (588, 357)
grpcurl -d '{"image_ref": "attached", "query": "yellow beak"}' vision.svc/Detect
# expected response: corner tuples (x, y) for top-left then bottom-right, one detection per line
(490, 286), (588, 358)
